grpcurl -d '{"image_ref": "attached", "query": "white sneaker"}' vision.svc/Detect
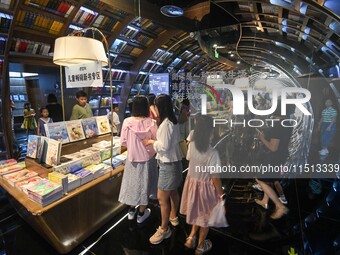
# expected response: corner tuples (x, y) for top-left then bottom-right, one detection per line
(319, 148), (329, 156)
(137, 208), (151, 224)
(252, 183), (263, 191)
(149, 226), (172, 244)
(279, 196), (288, 204)
(128, 209), (137, 220)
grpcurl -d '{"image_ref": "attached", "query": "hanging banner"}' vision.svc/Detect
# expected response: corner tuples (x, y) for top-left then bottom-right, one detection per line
(65, 61), (103, 88)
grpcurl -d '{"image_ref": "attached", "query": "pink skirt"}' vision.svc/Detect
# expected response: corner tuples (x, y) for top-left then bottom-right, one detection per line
(180, 174), (218, 227)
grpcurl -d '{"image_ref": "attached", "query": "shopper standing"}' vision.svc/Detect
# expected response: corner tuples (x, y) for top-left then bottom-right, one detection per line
(118, 95), (158, 224)
(22, 102), (37, 138)
(180, 115), (225, 255)
(148, 94), (159, 123)
(143, 94), (182, 244)
(37, 107), (53, 136)
(318, 99), (337, 156)
(46, 93), (63, 122)
(70, 91), (93, 120)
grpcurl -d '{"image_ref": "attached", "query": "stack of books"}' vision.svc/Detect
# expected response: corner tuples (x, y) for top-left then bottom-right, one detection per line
(15, 176), (47, 194)
(3, 169), (38, 186)
(26, 181), (63, 207)
(0, 163), (23, 176)
(48, 171), (68, 193)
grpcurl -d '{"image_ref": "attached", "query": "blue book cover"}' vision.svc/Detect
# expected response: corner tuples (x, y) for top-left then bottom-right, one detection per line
(81, 117), (99, 138)
(27, 135), (40, 158)
(45, 122), (70, 144)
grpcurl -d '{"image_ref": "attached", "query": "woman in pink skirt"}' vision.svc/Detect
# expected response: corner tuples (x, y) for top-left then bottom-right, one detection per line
(180, 115), (225, 255)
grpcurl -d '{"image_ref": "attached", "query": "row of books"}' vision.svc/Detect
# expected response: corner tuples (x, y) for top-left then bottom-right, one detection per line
(16, 10), (63, 34)
(120, 27), (139, 40)
(0, 14), (11, 33)
(24, 0), (75, 18)
(73, 7), (97, 26)
(53, 138), (122, 174)
(44, 116), (111, 144)
(11, 38), (51, 55)
(0, 162), (63, 206)
(27, 135), (62, 166)
(93, 14), (119, 33)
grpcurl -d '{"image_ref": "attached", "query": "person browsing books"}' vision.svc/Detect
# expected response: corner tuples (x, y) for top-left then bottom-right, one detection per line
(180, 115), (225, 254)
(37, 107), (53, 136)
(22, 102), (37, 138)
(118, 95), (158, 224)
(143, 94), (182, 245)
(70, 91), (93, 120)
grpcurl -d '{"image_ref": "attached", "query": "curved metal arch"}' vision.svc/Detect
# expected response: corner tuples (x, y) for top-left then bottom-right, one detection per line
(241, 22), (339, 58)
(215, 0), (339, 21)
(240, 33), (332, 68)
(237, 42), (312, 72)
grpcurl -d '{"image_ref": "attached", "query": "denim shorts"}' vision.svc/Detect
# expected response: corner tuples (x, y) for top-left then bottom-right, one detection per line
(157, 160), (182, 190)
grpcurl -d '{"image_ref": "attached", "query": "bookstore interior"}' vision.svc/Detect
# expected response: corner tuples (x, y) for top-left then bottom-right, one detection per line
(0, 0), (340, 254)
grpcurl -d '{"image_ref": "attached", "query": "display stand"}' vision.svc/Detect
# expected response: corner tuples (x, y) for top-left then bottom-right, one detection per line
(0, 134), (126, 254)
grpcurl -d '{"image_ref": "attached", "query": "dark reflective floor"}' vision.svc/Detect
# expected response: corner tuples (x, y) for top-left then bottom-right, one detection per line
(0, 134), (339, 255)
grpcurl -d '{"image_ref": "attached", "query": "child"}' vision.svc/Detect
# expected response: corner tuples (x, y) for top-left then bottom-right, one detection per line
(107, 104), (120, 135)
(70, 91), (93, 120)
(37, 107), (53, 136)
(180, 115), (225, 255)
(22, 102), (37, 137)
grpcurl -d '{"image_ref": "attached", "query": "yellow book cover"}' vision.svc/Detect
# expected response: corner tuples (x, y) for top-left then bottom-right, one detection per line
(41, 0), (49, 7)
(17, 10), (25, 23)
(49, 20), (57, 34)
(111, 21), (120, 32)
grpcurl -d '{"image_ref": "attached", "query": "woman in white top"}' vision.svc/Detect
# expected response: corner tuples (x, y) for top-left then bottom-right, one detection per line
(143, 94), (182, 245)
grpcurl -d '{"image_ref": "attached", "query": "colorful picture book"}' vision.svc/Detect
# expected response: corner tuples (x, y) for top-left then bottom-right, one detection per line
(95, 115), (111, 135)
(0, 164), (23, 176)
(81, 117), (99, 138)
(26, 180), (63, 207)
(3, 169), (38, 186)
(27, 135), (40, 158)
(15, 176), (47, 193)
(45, 122), (70, 144)
(0, 159), (17, 168)
(44, 138), (62, 166)
(65, 120), (85, 142)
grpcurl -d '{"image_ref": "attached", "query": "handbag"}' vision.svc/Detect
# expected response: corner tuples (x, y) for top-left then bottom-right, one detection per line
(208, 201), (229, 228)
(179, 140), (188, 158)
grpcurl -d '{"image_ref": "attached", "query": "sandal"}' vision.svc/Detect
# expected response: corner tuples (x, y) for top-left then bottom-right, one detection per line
(195, 239), (212, 255)
(184, 236), (197, 249)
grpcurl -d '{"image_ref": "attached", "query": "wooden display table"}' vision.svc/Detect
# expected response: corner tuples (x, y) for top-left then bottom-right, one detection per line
(0, 135), (126, 254)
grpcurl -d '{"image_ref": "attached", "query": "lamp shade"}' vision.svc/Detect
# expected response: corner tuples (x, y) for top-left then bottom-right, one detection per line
(53, 36), (108, 66)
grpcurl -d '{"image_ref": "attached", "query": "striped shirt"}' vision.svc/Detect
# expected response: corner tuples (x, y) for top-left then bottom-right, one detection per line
(321, 107), (337, 123)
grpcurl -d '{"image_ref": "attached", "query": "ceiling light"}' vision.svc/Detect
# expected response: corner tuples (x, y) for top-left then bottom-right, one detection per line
(230, 54), (234, 57)
(237, 61), (241, 64)
(160, 5), (184, 17)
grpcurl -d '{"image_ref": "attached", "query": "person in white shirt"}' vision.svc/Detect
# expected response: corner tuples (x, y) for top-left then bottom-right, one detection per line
(107, 103), (120, 135)
(143, 94), (182, 245)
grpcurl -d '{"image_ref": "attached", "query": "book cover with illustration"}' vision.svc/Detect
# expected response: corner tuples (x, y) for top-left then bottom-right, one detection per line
(44, 138), (62, 166)
(0, 164), (23, 176)
(45, 122), (70, 144)
(81, 117), (99, 138)
(95, 115), (111, 135)
(15, 176), (46, 193)
(27, 135), (40, 158)
(3, 169), (38, 186)
(65, 120), (86, 142)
